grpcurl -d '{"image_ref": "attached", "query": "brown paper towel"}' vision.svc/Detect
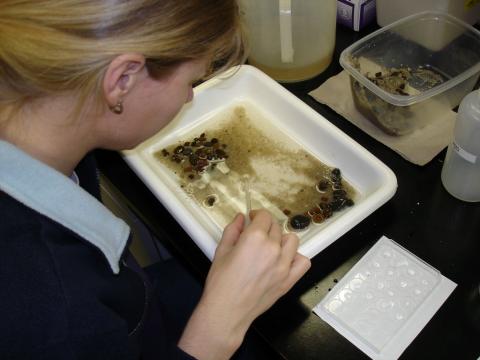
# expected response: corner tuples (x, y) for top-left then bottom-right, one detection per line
(309, 70), (456, 166)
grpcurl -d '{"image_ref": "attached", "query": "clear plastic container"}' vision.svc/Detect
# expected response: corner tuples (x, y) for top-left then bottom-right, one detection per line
(376, 0), (480, 28)
(239, 0), (337, 82)
(340, 11), (480, 136)
(314, 236), (449, 359)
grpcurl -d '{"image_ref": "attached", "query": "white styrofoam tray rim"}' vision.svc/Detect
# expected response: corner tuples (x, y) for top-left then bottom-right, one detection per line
(122, 65), (397, 260)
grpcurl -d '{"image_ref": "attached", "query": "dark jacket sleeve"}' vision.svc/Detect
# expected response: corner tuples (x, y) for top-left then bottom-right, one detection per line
(0, 199), (196, 360)
(0, 215), (134, 359)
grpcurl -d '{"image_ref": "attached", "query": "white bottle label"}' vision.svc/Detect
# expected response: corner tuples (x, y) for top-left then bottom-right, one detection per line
(452, 141), (477, 164)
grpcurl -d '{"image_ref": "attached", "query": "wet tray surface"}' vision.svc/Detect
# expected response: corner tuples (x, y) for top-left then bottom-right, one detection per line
(122, 65), (397, 261)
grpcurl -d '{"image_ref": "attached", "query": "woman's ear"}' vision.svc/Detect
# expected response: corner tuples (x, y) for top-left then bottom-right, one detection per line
(103, 53), (146, 109)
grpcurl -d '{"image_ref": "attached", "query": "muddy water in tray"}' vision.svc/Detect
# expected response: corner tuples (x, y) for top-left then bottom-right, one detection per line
(155, 105), (356, 242)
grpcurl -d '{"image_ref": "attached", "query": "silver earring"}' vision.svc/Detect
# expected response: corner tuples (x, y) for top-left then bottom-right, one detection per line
(110, 101), (123, 115)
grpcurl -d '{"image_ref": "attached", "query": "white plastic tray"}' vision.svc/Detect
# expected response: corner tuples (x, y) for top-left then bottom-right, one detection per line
(313, 236), (457, 360)
(122, 65), (397, 260)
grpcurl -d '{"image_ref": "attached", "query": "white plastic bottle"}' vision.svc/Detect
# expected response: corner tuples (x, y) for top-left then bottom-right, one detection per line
(441, 89), (480, 202)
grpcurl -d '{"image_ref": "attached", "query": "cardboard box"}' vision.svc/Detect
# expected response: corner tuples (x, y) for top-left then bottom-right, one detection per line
(337, 0), (376, 31)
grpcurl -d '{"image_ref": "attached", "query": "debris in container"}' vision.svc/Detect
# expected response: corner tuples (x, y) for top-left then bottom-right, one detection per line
(350, 56), (445, 136)
(203, 194), (218, 207)
(155, 106), (357, 235)
(159, 132), (229, 174)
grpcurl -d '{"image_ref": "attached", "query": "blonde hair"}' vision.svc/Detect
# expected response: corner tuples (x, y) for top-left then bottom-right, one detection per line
(0, 0), (246, 116)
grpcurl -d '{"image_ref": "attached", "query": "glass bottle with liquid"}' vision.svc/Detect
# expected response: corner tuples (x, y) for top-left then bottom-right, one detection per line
(441, 89), (480, 202)
(239, 0), (337, 82)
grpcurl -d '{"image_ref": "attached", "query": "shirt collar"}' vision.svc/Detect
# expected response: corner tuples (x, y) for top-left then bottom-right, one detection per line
(0, 140), (130, 274)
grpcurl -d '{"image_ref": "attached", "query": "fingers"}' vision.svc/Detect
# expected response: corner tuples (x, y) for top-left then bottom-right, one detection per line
(209, 209), (311, 326)
(247, 209), (285, 245)
(218, 209), (310, 291)
(277, 233), (310, 293)
(268, 219), (282, 242)
(215, 213), (244, 258)
(282, 252), (311, 295)
(280, 233), (299, 261)
(248, 209), (274, 233)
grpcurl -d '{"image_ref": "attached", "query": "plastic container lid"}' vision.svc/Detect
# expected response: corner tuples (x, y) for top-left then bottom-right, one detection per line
(313, 236), (457, 360)
(340, 11), (480, 107)
(317, 237), (441, 353)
